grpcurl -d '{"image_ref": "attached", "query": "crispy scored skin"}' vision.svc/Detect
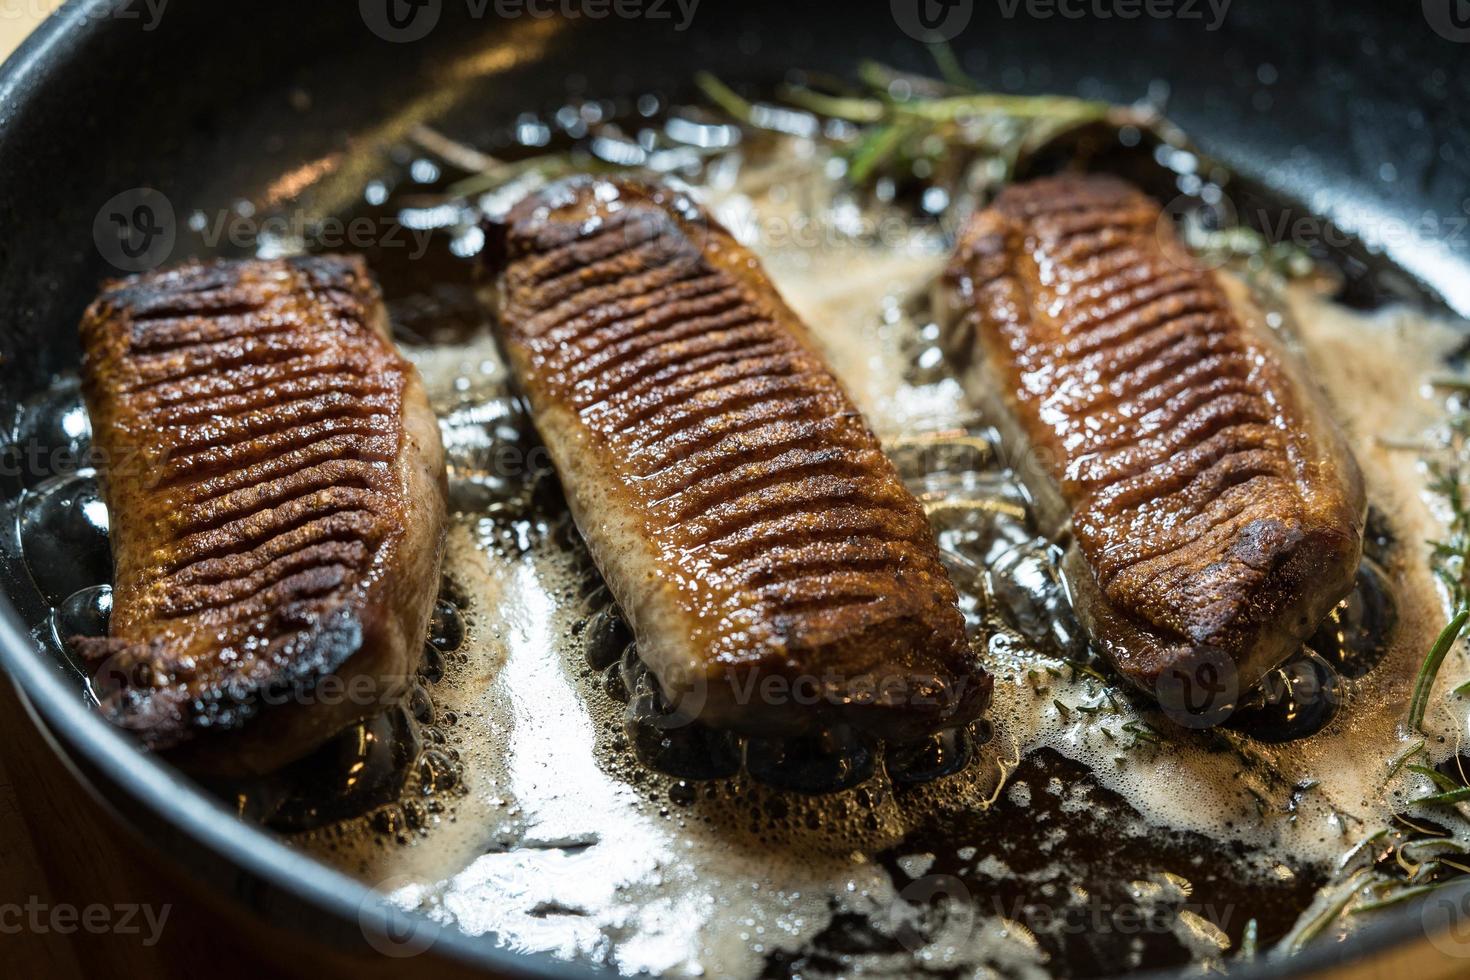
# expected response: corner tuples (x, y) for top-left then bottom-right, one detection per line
(490, 177), (989, 740)
(941, 175), (1366, 696)
(77, 256), (447, 775)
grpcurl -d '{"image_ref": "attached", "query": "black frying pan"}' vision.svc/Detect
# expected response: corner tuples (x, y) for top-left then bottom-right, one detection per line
(2, 1), (1468, 976)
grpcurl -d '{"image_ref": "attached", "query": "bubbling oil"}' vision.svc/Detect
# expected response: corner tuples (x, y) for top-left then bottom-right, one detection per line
(2, 99), (1467, 979)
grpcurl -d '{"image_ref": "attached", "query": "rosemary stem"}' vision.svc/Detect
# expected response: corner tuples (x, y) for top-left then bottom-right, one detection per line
(693, 72), (755, 124)
(775, 85), (885, 123)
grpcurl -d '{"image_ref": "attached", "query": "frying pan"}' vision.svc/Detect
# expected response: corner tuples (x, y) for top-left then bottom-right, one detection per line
(1, 1), (1468, 976)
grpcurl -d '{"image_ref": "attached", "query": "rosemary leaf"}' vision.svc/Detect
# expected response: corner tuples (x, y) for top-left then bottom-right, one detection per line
(1387, 739), (1426, 781)
(1336, 828), (1390, 873)
(1407, 609), (1470, 733)
(1417, 785), (1470, 807)
(1351, 877), (1461, 914)
(846, 122), (910, 185)
(1289, 868), (1372, 951)
(927, 41), (978, 93)
(775, 85), (885, 123)
(1238, 918), (1258, 960)
(1408, 764), (1463, 794)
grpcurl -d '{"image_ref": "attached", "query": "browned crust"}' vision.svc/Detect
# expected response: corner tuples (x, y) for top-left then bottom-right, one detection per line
(78, 255), (447, 775)
(941, 175), (1366, 694)
(490, 177), (988, 740)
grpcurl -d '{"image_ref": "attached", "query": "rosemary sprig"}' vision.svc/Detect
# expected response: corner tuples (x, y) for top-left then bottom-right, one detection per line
(1336, 829), (1390, 873)
(1416, 786), (1470, 808)
(928, 43), (977, 92)
(847, 120), (916, 185)
(776, 84), (884, 124)
(711, 58), (1133, 199)
(693, 71), (755, 124)
(1122, 720), (1163, 747)
(1427, 412), (1470, 609)
(1351, 877), (1462, 914)
(1238, 918), (1258, 960)
(443, 154), (586, 200)
(1387, 739), (1427, 780)
(1400, 838), (1470, 864)
(1408, 764), (1463, 794)
(1407, 609), (1470, 733)
(1288, 868), (1372, 952)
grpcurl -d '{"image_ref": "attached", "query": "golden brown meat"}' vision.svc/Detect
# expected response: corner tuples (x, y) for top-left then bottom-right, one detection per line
(940, 175), (1365, 698)
(78, 256), (447, 775)
(489, 177), (989, 740)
